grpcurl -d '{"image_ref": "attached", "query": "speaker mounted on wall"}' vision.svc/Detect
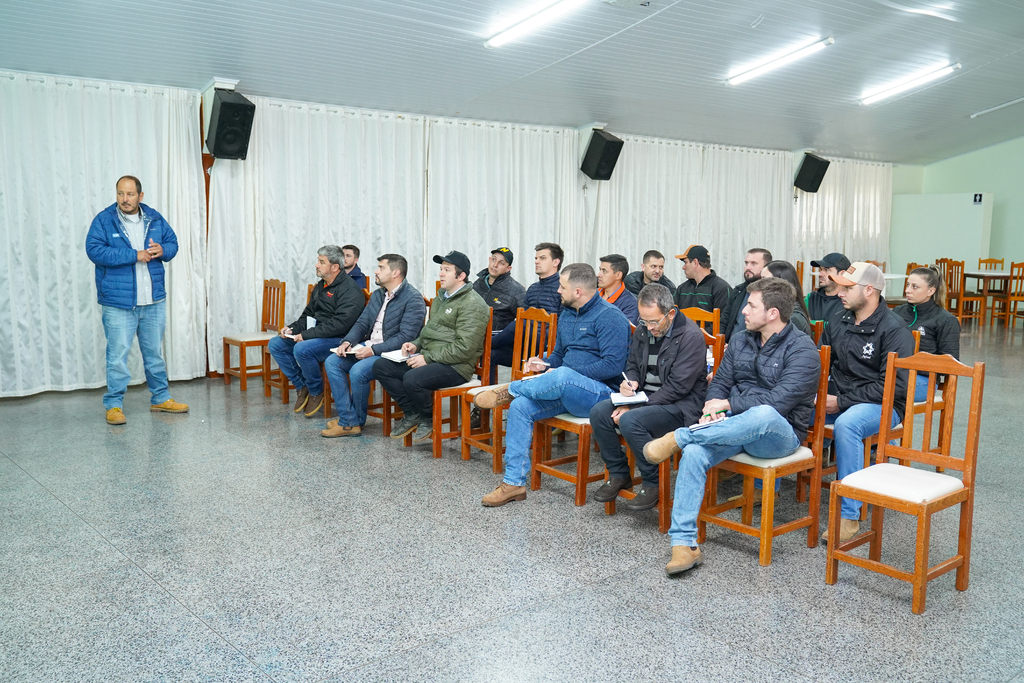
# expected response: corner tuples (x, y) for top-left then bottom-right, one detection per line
(580, 129), (624, 181)
(794, 152), (830, 193)
(206, 89), (256, 160)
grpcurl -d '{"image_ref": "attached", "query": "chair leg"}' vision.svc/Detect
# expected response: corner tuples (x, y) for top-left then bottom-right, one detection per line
(239, 342), (248, 391)
(740, 476), (755, 527)
(869, 504), (885, 562)
(530, 425), (545, 491)
(859, 439), (872, 521)
(825, 484), (842, 585)
(956, 497), (974, 592)
(263, 353), (272, 397)
(460, 399), (473, 461)
(223, 341), (231, 385)
(697, 472), (712, 544)
(658, 460), (671, 534)
(912, 511), (932, 614)
(574, 429), (591, 506)
(492, 406), (505, 474)
(807, 461), (822, 549)
(758, 471), (777, 566)
(432, 398), (443, 459)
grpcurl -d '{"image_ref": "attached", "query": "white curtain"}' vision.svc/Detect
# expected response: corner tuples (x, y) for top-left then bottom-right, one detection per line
(0, 70), (206, 397)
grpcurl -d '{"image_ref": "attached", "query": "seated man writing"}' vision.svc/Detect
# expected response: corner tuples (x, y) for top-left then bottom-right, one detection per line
(642, 278), (820, 575)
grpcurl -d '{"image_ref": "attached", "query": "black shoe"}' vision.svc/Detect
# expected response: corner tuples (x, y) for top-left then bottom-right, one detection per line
(470, 406), (481, 430)
(413, 419), (434, 443)
(391, 415), (420, 439)
(624, 485), (659, 511)
(593, 476), (634, 503)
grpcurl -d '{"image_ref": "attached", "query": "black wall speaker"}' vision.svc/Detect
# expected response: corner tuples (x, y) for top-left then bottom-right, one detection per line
(794, 152), (830, 193)
(206, 89), (256, 160)
(581, 129), (624, 180)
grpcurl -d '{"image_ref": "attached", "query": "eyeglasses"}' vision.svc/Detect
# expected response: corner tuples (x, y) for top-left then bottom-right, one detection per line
(639, 311), (671, 328)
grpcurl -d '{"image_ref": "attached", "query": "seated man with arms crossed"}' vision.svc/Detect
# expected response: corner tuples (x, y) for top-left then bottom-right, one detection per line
(673, 244), (731, 318)
(598, 253), (639, 325)
(473, 246), (525, 336)
(642, 278), (820, 575)
(321, 254), (426, 438)
(374, 250), (490, 443)
(474, 263), (631, 507)
(625, 250), (677, 296)
(590, 284), (708, 510)
(268, 245), (365, 418)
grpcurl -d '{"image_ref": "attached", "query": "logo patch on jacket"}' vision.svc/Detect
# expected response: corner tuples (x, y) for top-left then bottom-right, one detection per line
(446, 308), (453, 314)
(917, 326), (926, 335)
(861, 342), (875, 359)
(327, 292), (333, 297)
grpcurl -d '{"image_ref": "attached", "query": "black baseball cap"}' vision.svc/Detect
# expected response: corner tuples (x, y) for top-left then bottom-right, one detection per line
(433, 250), (471, 274)
(810, 252), (851, 270)
(491, 247), (513, 266)
(676, 245), (710, 263)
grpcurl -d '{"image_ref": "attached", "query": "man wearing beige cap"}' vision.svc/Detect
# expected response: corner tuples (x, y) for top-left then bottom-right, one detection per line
(819, 262), (915, 542)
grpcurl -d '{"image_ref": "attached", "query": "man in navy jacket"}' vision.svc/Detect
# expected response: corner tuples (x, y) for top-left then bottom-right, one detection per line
(474, 263), (631, 507)
(85, 176), (189, 425)
(320, 254), (426, 437)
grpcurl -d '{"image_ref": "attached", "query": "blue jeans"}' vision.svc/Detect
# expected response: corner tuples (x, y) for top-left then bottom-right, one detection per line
(267, 335), (341, 396)
(913, 375), (929, 402)
(324, 354), (377, 428)
(825, 403), (900, 520)
(101, 301), (171, 409)
(502, 367), (613, 487)
(669, 405), (801, 547)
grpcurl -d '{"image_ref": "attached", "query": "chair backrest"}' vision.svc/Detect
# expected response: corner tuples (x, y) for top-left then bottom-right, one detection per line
(877, 352), (985, 485)
(796, 261), (805, 291)
(811, 320), (825, 346)
(261, 279), (287, 332)
(435, 280), (442, 295)
(307, 283), (315, 304)
(472, 308), (494, 381)
(805, 345), (832, 452)
(680, 307), (720, 336)
(701, 329), (725, 376)
(866, 260), (886, 272)
(362, 288), (372, 305)
(905, 262), (923, 276)
(979, 258), (1003, 271)
(911, 329), (921, 353)
(940, 260), (965, 297)
(1009, 262), (1024, 297)
(510, 307), (558, 381)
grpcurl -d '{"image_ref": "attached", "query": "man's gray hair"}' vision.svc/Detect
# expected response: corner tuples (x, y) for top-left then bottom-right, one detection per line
(317, 245), (345, 268)
(562, 263), (598, 292)
(637, 283), (674, 314)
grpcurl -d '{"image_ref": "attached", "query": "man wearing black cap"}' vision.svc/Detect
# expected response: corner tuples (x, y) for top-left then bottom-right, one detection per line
(374, 250), (491, 442)
(673, 245), (731, 319)
(807, 252), (852, 325)
(473, 247), (525, 333)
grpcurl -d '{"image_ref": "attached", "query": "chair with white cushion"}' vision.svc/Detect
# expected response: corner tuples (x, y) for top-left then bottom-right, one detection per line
(697, 345), (831, 565)
(223, 279), (286, 392)
(825, 351), (985, 614)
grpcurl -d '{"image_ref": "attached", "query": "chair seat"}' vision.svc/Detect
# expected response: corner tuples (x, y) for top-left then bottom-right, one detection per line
(841, 463), (964, 503)
(729, 446), (814, 469)
(449, 378), (482, 390)
(550, 413), (590, 426)
(467, 384), (494, 396)
(224, 331), (276, 343)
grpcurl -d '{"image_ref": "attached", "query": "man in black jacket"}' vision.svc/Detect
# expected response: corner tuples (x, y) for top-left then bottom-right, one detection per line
(473, 247), (525, 333)
(590, 284), (707, 510)
(806, 252), (851, 324)
(268, 245), (366, 418)
(624, 250), (677, 296)
(819, 262), (915, 543)
(721, 248), (772, 343)
(673, 245), (731, 322)
(642, 278), (820, 576)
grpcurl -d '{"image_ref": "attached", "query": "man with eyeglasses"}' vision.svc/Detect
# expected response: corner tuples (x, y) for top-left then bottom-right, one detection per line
(589, 284), (708, 510)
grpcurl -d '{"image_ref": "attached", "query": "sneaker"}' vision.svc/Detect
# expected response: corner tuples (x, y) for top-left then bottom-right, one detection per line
(304, 393), (325, 417)
(474, 384), (512, 410)
(821, 519), (860, 543)
(592, 476), (634, 503)
(390, 415), (420, 439)
(642, 432), (681, 465)
(624, 485), (659, 511)
(482, 482), (527, 507)
(413, 419), (434, 443)
(105, 408), (126, 425)
(293, 387), (310, 413)
(321, 424), (361, 438)
(150, 399), (188, 413)
(666, 545), (703, 576)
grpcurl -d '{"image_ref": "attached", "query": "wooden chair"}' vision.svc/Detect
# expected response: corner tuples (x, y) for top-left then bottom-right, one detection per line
(223, 279), (286, 392)
(811, 320), (825, 346)
(405, 308), (493, 458)
(938, 259), (985, 324)
(990, 261), (1024, 327)
(461, 307), (558, 473)
(796, 261), (805, 292)
(696, 346), (831, 565)
(263, 283), (319, 403)
(983, 259), (1012, 324)
(866, 260), (886, 271)
(905, 262), (923, 276)
(603, 329), (725, 532)
(825, 351), (985, 614)
(680, 307), (720, 336)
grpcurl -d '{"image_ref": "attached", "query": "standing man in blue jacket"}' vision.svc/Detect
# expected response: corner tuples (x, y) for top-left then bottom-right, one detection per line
(85, 176), (189, 425)
(474, 263), (631, 507)
(320, 254), (426, 438)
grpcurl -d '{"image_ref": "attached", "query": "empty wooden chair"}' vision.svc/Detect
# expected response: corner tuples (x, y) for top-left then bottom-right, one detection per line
(989, 261), (1023, 327)
(942, 260), (985, 324)
(905, 262), (923, 276)
(680, 307), (720, 336)
(825, 351), (985, 614)
(866, 260), (886, 271)
(223, 279), (286, 392)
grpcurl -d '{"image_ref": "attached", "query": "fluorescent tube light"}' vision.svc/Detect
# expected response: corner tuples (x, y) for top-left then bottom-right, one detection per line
(971, 95), (1024, 119)
(726, 37), (834, 85)
(485, 0), (590, 48)
(860, 63), (961, 105)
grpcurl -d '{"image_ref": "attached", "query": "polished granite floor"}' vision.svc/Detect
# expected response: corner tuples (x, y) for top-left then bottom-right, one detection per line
(2, 324), (1023, 682)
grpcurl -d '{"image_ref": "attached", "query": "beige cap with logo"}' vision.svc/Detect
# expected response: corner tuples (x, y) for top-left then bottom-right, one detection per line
(830, 261), (885, 292)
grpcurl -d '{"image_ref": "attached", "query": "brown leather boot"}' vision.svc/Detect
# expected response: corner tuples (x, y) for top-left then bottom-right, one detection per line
(474, 384), (512, 410)
(321, 424), (361, 438)
(821, 519), (860, 543)
(643, 432), (681, 465)
(106, 408), (126, 425)
(150, 399), (189, 413)
(482, 482), (527, 507)
(666, 545), (703, 576)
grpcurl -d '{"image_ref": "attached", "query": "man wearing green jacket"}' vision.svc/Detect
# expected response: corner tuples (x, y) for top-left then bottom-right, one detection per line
(374, 250), (490, 442)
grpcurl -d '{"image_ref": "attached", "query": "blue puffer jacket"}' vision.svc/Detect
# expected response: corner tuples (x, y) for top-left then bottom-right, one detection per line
(547, 295), (631, 387)
(341, 281), (427, 354)
(85, 203), (179, 309)
(523, 273), (562, 315)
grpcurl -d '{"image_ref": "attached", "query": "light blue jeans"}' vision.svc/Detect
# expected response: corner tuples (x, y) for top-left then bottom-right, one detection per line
(669, 405), (801, 547)
(324, 354), (377, 428)
(824, 403), (900, 520)
(267, 335), (341, 396)
(913, 375), (930, 402)
(101, 300), (171, 409)
(502, 367), (613, 487)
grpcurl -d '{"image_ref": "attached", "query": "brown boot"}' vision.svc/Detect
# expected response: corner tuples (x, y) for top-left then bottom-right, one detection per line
(643, 432), (681, 465)
(321, 424), (361, 438)
(151, 399), (189, 413)
(821, 519), (860, 543)
(304, 393), (325, 417)
(325, 418), (339, 429)
(482, 482), (527, 507)
(293, 387), (310, 413)
(106, 408), (126, 425)
(474, 384), (512, 410)
(728, 488), (762, 506)
(666, 545), (703, 576)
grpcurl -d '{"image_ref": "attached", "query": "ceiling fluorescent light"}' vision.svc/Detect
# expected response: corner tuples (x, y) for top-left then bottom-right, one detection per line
(726, 37), (834, 85)
(971, 95), (1024, 119)
(485, 0), (590, 48)
(860, 62), (961, 105)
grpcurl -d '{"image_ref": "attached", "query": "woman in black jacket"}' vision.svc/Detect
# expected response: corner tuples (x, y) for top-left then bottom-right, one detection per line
(894, 265), (961, 401)
(762, 260), (813, 337)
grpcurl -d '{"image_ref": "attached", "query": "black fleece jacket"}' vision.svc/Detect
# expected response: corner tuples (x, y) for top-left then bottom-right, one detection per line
(288, 274), (365, 340)
(893, 299), (961, 358)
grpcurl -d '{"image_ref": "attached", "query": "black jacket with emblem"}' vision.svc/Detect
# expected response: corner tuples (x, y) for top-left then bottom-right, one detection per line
(707, 322), (821, 441)
(287, 274), (365, 340)
(820, 303), (916, 421)
(623, 313), (707, 424)
(892, 299), (960, 358)
(473, 270), (526, 332)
